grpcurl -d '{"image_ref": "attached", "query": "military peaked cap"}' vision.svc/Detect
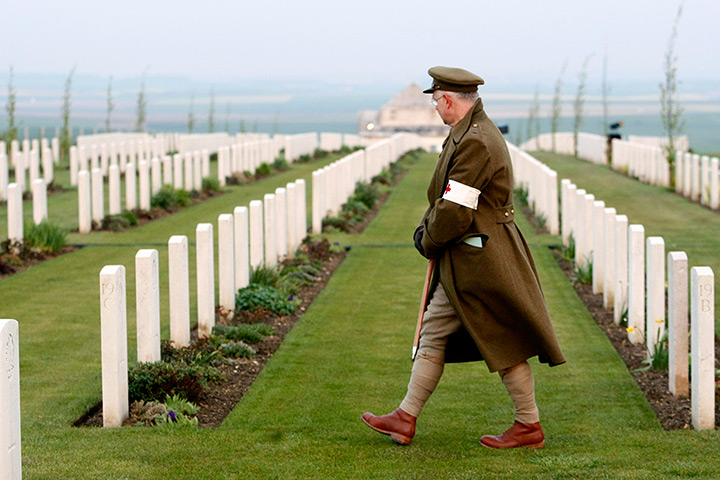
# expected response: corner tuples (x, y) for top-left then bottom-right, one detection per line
(423, 66), (485, 94)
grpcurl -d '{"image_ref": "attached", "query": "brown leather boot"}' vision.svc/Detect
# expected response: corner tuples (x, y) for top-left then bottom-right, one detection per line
(480, 421), (545, 449)
(361, 408), (416, 445)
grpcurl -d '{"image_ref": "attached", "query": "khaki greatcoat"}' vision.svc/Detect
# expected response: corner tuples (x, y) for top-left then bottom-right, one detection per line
(418, 99), (565, 372)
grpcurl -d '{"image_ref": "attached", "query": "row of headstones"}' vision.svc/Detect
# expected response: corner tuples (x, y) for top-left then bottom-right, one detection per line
(519, 132), (575, 155)
(4, 179), (49, 242)
(611, 139), (670, 186)
(675, 151), (720, 210)
(507, 142), (560, 235)
(561, 179), (716, 430)
(0, 138), (58, 200)
(310, 133), (421, 234)
(284, 133), (318, 163)
(99, 177), (307, 427)
(215, 138), (285, 186)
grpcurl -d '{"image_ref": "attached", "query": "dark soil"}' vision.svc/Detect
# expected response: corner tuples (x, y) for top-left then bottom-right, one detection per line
(0, 244), (78, 281)
(545, 229), (720, 430)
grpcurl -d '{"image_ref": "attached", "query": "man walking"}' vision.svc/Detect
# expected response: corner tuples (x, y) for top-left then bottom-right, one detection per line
(361, 66), (565, 449)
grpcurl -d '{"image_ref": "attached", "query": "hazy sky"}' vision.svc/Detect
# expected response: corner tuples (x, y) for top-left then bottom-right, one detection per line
(1, 0), (718, 92)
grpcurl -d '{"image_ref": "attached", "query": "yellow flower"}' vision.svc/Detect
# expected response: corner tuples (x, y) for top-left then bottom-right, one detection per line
(656, 318), (664, 324)
(626, 327), (635, 333)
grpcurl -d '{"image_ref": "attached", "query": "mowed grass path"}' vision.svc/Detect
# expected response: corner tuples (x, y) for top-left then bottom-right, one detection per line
(8, 152), (720, 478)
(532, 151), (720, 337)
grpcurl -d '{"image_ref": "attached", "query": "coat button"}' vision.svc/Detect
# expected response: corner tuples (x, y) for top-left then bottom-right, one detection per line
(511, 209), (514, 214)
(504, 212), (509, 217)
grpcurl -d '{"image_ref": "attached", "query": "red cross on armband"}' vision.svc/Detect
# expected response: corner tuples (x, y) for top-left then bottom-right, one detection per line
(445, 183), (451, 194)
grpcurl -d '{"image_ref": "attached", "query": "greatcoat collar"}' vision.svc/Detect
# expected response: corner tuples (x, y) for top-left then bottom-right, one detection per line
(449, 98), (484, 145)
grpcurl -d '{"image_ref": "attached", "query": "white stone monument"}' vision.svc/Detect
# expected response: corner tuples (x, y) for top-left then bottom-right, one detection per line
(603, 207), (617, 309)
(78, 171), (92, 233)
(249, 200), (264, 269)
(138, 160), (150, 211)
(0, 319), (22, 479)
(218, 214), (235, 316)
(263, 193), (277, 267)
(135, 249), (161, 363)
(196, 223), (215, 338)
(168, 236), (191, 348)
(99, 265), (129, 428)
(108, 165), (121, 215)
(31, 178), (47, 225)
(627, 224), (645, 343)
(91, 168), (104, 223)
(645, 237), (665, 356)
(667, 251), (688, 397)
(691, 266), (715, 430)
(125, 160), (137, 211)
(592, 200), (605, 294)
(275, 187), (288, 259)
(234, 206), (250, 290)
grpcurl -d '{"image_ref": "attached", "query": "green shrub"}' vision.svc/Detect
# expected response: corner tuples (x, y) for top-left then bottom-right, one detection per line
(371, 170), (393, 185)
(213, 323), (275, 344)
(313, 148), (329, 159)
(163, 393), (199, 416)
(273, 157), (289, 171)
(514, 185), (529, 207)
(201, 177), (220, 194)
(573, 258), (593, 285)
(235, 284), (296, 315)
(562, 234), (576, 262)
(218, 341), (256, 358)
(536, 213), (547, 229)
(352, 182), (378, 209)
(128, 361), (223, 403)
(160, 339), (224, 367)
(295, 154), (312, 164)
(249, 265), (281, 287)
(151, 185), (191, 210)
(23, 220), (67, 253)
(255, 163), (272, 176)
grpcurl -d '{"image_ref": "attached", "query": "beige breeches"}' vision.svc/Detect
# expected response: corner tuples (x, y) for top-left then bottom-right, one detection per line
(399, 284), (540, 424)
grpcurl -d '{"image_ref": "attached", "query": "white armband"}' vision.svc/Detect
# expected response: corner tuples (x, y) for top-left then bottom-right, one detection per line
(442, 179), (480, 210)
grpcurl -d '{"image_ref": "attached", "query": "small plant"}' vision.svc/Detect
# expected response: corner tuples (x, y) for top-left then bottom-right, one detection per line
(619, 301), (629, 326)
(151, 185), (191, 210)
(371, 170), (393, 185)
(536, 212), (547, 229)
(255, 163), (272, 177)
(295, 154), (312, 164)
(273, 157), (289, 171)
(213, 323), (275, 344)
(353, 182), (379, 209)
(235, 284), (296, 316)
(23, 220), (67, 253)
(562, 234), (576, 261)
(514, 185), (529, 207)
(313, 148), (329, 159)
(635, 327), (669, 371)
(218, 341), (256, 358)
(201, 177), (220, 194)
(573, 258), (593, 285)
(249, 265), (282, 287)
(101, 211), (138, 231)
(163, 393), (200, 417)
(128, 361), (223, 403)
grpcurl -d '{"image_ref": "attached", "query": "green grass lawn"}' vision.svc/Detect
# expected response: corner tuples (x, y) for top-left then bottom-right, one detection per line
(5, 151), (720, 478)
(531, 151), (720, 337)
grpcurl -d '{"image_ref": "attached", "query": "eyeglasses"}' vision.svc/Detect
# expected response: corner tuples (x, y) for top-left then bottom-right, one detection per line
(431, 94), (445, 107)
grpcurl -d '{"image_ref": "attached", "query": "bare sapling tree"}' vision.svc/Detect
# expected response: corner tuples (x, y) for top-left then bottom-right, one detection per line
(59, 66), (76, 163)
(188, 94), (195, 133)
(136, 73), (147, 133)
(208, 88), (215, 133)
(602, 46), (611, 164)
(573, 54), (594, 157)
(225, 102), (231, 133)
(105, 76), (114, 133)
(660, 2), (685, 186)
(3, 65), (19, 155)
(551, 61), (568, 153)
(526, 87), (541, 148)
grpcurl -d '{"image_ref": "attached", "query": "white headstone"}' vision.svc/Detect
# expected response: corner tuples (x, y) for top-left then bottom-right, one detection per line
(263, 193), (277, 267)
(0, 319), (22, 479)
(7, 183), (23, 243)
(196, 223), (215, 338)
(135, 249), (161, 363)
(42, 145), (53, 185)
(312, 170), (323, 234)
(603, 208), (617, 309)
(286, 182), (297, 256)
(108, 165), (121, 215)
(32, 178), (47, 225)
(645, 237), (665, 356)
(234, 206), (250, 290)
(574, 189), (587, 266)
(218, 214), (235, 316)
(193, 152), (202, 191)
(173, 154), (183, 189)
(275, 187), (288, 259)
(138, 160), (150, 211)
(162, 155), (172, 186)
(249, 200), (264, 269)
(627, 224), (645, 343)
(168, 235), (191, 348)
(151, 157), (162, 195)
(91, 168), (104, 223)
(0, 153), (7, 201)
(561, 180), (574, 246)
(99, 265), (129, 428)
(667, 251), (688, 397)
(125, 160), (137, 211)
(78, 171), (92, 233)
(592, 200), (605, 294)
(296, 179), (307, 246)
(691, 266), (715, 430)
(711, 158), (719, 210)
(184, 153), (193, 191)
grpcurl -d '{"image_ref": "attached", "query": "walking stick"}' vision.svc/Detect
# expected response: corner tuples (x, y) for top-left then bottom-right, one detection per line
(412, 259), (435, 361)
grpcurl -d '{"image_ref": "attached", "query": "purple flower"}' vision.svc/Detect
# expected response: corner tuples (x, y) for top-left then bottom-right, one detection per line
(288, 295), (294, 301)
(166, 411), (177, 422)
